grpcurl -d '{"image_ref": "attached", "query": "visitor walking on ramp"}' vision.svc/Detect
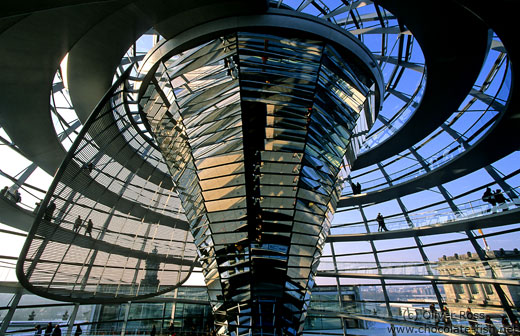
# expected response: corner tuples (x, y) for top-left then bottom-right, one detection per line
(377, 213), (388, 232)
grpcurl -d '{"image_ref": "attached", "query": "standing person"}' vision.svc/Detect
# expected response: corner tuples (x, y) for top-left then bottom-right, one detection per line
(14, 190), (21, 203)
(494, 189), (508, 211)
(34, 325), (42, 336)
(494, 189), (507, 203)
(512, 318), (520, 336)
(73, 215), (82, 233)
(44, 202), (56, 221)
(151, 325), (156, 336)
(502, 315), (511, 335)
(52, 325), (61, 336)
(34, 201), (41, 214)
(74, 325), (82, 336)
(376, 213), (388, 232)
(484, 315), (499, 336)
(488, 190), (498, 209)
(352, 182), (361, 195)
(482, 187), (493, 206)
(442, 306), (452, 327)
(466, 308), (477, 329)
(44, 323), (53, 336)
(85, 219), (93, 237)
(429, 303), (439, 326)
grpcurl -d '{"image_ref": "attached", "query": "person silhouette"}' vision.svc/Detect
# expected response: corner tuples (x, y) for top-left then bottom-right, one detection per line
(376, 213), (388, 232)
(44, 322), (53, 336)
(85, 219), (93, 237)
(482, 187), (493, 205)
(44, 202), (56, 221)
(73, 215), (82, 233)
(51, 325), (61, 336)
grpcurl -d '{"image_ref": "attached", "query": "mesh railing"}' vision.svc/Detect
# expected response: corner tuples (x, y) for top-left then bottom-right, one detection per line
(16, 66), (197, 303)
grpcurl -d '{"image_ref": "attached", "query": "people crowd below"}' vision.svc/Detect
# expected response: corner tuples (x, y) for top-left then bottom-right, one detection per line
(423, 305), (519, 335)
(35, 324), (85, 336)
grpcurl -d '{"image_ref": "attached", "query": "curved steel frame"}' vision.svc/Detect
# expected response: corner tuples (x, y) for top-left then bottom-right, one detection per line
(0, 0), (518, 333)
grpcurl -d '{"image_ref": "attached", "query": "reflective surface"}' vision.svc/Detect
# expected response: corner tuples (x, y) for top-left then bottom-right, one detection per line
(140, 31), (378, 335)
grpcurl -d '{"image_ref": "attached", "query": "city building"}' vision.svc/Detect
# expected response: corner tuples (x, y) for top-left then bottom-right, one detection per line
(1, 0), (519, 335)
(437, 250), (520, 308)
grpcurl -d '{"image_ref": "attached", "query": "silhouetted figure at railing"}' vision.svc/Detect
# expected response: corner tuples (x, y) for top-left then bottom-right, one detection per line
(12, 190), (21, 203)
(34, 325), (42, 336)
(512, 318), (520, 335)
(482, 187), (493, 205)
(429, 303), (440, 326)
(504, 317), (520, 336)
(494, 189), (508, 211)
(466, 307), (477, 329)
(74, 325), (82, 336)
(429, 303), (436, 314)
(74, 215), (82, 233)
(485, 315), (499, 336)
(442, 306), (452, 327)
(1, 186), (22, 203)
(352, 182), (362, 195)
(33, 201), (41, 214)
(51, 324), (61, 336)
(44, 202), (56, 221)
(44, 322), (53, 336)
(85, 219), (93, 237)
(377, 213), (388, 232)
(151, 325), (156, 336)
(502, 315), (511, 334)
